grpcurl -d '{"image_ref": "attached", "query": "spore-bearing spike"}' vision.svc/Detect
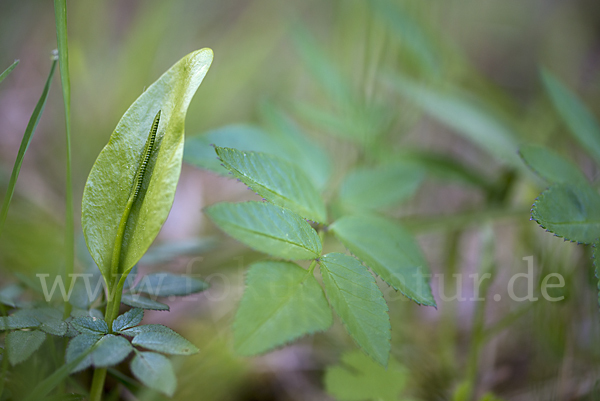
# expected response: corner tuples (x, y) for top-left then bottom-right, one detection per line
(133, 110), (161, 200)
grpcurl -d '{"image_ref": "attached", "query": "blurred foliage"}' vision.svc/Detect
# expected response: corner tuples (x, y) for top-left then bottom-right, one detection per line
(2, 0), (600, 400)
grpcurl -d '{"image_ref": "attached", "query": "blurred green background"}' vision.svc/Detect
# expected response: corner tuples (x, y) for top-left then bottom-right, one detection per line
(2, 0), (600, 400)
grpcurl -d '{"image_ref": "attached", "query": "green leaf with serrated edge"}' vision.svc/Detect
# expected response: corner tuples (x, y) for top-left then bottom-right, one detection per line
(260, 102), (332, 190)
(66, 334), (101, 372)
(13, 308), (67, 336)
(6, 330), (46, 366)
(132, 328), (198, 355)
(532, 184), (600, 244)
(131, 352), (177, 397)
(82, 49), (213, 283)
(131, 273), (208, 297)
(119, 324), (174, 337)
(215, 147), (327, 222)
(112, 308), (144, 332)
(330, 215), (436, 306)
(234, 261), (332, 356)
(206, 202), (321, 260)
(184, 125), (282, 175)
(0, 60), (18, 85)
(320, 253), (390, 366)
(71, 316), (108, 335)
(121, 294), (170, 311)
(339, 163), (425, 212)
(324, 351), (409, 401)
(387, 74), (521, 167)
(519, 145), (587, 184)
(92, 334), (133, 368)
(0, 315), (39, 330)
(541, 69), (600, 165)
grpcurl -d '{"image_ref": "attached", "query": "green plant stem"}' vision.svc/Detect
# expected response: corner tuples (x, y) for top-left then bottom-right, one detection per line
(54, 0), (74, 320)
(89, 368), (107, 401)
(0, 59), (57, 237)
(0, 60), (19, 85)
(308, 259), (317, 275)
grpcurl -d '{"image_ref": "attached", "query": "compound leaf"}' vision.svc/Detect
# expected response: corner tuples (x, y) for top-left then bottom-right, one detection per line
(112, 308), (144, 332)
(320, 253), (390, 366)
(205, 201), (321, 260)
(215, 147), (327, 222)
(82, 49), (213, 281)
(532, 184), (600, 244)
(6, 330), (46, 366)
(132, 273), (208, 297)
(233, 261), (332, 356)
(330, 215), (435, 306)
(519, 144), (587, 184)
(324, 351), (409, 401)
(131, 352), (177, 397)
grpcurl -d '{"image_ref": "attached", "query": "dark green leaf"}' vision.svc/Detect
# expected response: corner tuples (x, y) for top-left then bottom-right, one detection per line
(0, 315), (40, 330)
(215, 147), (327, 222)
(206, 201), (322, 260)
(320, 253), (390, 366)
(541, 69), (600, 165)
(66, 334), (101, 372)
(131, 327), (198, 355)
(234, 261), (332, 356)
(130, 352), (177, 397)
(121, 294), (170, 311)
(0, 59), (19, 84)
(324, 350), (409, 401)
(519, 144), (587, 184)
(339, 163), (424, 212)
(82, 49), (213, 282)
(532, 184), (600, 244)
(119, 324), (175, 337)
(112, 308), (144, 332)
(6, 330), (46, 366)
(0, 59), (57, 236)
(330, 215), (436, 306)
(16, 308), (68, 337)
(132, 273), (208, 297)
(92, 334), (133, 367)
(71, 316), (108, 335)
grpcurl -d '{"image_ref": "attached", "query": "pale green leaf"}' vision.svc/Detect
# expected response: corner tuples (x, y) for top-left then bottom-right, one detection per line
(519, 144), (587, 184)
(541, 69), (600, 165)
(215, 147), (327, 222)
(121, 294), (170, 311)
(320, 253), (390, 366)
(6, 330), (46, 366)
(339, 163), (425, 212)
(82, 49), (213, 281)
(330, 215), (436, 306)
(71, 316), (108, 335)
(131, 352), (177, 397)
(205, 201), (321, 260)
(131, 327), (198, 355)
(388, 75), (520, 167)
(132, 273), (208, 297)
(324, 350), (409, 401)
(66, 334), (101, 372)
(0, 315), (40, 330)
(92, 334), (133, 367)
(0, 59), (19, 85)
(233, 261), (332, 356)
(112, 308), (144, 332)
(532, 184), (600, 244)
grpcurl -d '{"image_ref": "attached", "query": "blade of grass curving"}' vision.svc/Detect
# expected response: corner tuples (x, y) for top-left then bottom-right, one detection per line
(54, 0), (74, 318)
(0, 59), (57, 237)
(0, 60), (19, 85)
